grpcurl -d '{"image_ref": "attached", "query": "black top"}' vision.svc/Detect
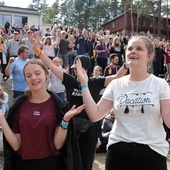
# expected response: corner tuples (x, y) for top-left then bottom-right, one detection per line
(63, 73), (105, 130)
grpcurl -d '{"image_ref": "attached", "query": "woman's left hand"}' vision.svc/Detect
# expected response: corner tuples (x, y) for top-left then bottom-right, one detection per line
(76, 59), (88, 85)
(63, 104), (85, 122)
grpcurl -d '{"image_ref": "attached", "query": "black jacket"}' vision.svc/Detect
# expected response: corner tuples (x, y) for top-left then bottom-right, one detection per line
(3, 90), (83, 170)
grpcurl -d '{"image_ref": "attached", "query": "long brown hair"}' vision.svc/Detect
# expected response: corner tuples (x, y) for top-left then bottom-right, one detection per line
(44, 36), (52, 45)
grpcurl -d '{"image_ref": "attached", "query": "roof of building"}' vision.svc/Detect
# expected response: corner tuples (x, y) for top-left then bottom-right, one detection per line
(0, 5), (40, 15)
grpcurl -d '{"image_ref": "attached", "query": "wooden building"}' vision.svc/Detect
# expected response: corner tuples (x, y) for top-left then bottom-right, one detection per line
(102, 12), (170, 39)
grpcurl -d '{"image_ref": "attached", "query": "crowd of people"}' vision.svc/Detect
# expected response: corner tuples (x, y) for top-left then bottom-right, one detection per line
(0, 22), (170, 170)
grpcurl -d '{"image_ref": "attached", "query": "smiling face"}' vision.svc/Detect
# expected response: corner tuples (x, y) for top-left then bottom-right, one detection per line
(53, 57), (62, 67)
(24, 63), (48, 91)
(126, 37), (153, 68)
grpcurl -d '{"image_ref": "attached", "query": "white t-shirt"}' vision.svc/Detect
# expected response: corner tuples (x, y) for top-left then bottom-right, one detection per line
(102, 74), (170, 157)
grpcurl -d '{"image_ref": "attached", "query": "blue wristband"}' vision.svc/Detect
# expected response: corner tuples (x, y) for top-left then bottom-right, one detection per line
(81, 84), (88, 90)
(60, 121), (69, 130)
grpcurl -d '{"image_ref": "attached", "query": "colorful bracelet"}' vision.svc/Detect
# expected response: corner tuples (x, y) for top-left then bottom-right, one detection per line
(81, 84), (88, 90)
(60, 121), (69, 130)
(35, 48), (41, 57)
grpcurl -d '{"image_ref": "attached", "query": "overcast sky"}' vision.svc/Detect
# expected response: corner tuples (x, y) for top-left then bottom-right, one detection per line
(4, 0), (57, 8)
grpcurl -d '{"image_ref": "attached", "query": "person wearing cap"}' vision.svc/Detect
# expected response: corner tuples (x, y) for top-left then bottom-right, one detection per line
(29, 35), (128, 170)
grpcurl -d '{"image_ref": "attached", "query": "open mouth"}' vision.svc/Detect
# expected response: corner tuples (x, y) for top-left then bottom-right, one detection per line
(129, 56), (138, 60)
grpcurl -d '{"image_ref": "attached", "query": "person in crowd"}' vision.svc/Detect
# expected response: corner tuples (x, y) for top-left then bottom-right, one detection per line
(50, 26), (61, 56)
(39, 36), (60, 61)
(6, 31), (21, 63)
(159, 40), (166, 76)
(90, 33), (98, 73)
(2, 59), (85, 170)
(110, 36), (124, 67)
(30, 25), (38, 33)
(101, 109), (115, 138)
(67, 34), (77, 72)
(76, 29), (93, 58)
(50, 25), (59, 41)
(164, 42), (170, 82)
(92, 65), (103, 78)
(97, 109), (115, 152)
(0, 36), (7, 79)
(0, 85), (8, 115)
(153, 41), (166, 77)
(21, 24), (29, 38)
(21, 30), (36, 59)
(5, 45), (29, 99)
(45, 27), (51, 37)
(48, 57), (66, 101)
(106, 36), (113, 62)
(95, 37), (108, 73)
(12, 24), (22, 34)
(29, 34), (128, 170)
(58, 31), (71, 72)
(76, 35), (170, 170)
(4, 21), (10, 35)
(104, 53), (120, 76)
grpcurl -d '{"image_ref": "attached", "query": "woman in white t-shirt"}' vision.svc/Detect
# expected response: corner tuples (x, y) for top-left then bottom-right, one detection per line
(76, 36), (170, 170)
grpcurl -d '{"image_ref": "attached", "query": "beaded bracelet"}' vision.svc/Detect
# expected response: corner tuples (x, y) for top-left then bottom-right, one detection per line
(35, 48), (41, 57)
(81, 84), (88, 90)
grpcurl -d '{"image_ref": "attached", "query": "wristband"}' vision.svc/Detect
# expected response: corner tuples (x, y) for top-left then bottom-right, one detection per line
(81, 84), (88, 90)
(60, 121), (69, 130)
(35, 48), (41, 57)
(62, 118), (69, 122)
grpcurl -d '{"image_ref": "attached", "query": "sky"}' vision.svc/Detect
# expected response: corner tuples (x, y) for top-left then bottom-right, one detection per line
(4, 0), (57, 8)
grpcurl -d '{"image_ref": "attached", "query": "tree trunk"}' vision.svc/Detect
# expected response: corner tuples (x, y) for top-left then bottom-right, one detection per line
(130, 0), (134, 35)
(166, 0), (169, 40)
(158, 0), (162, 37)
(124, 1), (128, 30)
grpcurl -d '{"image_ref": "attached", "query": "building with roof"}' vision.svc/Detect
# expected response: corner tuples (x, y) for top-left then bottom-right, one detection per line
(0, 5), (42, 29)
(102, 12), (170, 40)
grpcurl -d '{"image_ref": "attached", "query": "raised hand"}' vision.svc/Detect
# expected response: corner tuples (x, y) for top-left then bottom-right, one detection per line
(29, 33), (41, 51)
(9, 57), (15, 64)
(63, 104), (85, 122)
(76, 59), (88, 85)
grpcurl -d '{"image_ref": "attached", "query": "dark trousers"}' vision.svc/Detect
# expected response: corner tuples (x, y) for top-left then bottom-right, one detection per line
(96, 57), (107, 74)
(13, 155), (62, 170)
(153, 61), (161, 77)
(105, 142), (167, 170)
(77, 130), (98, 170)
